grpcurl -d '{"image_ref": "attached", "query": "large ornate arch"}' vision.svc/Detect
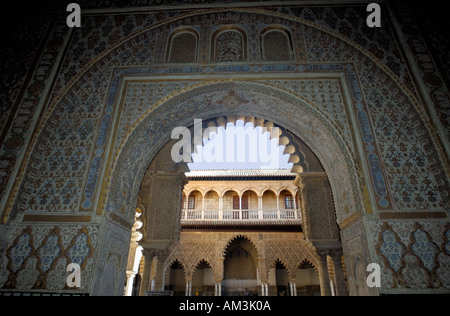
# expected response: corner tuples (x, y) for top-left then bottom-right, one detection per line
(2, 6), (449, 296)
(107, 80), (360, 226)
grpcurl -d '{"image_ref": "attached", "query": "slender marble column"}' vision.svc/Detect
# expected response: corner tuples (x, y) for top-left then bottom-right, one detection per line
(125, 271), (136, 296)
(331, 250), (348, 296)
(317, 250), (332, 296)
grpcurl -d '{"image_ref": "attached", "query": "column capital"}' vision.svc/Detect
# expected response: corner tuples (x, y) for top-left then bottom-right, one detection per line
(316, 249), (331, 261)
(141, 241), (175, 263)
(126, 270), (137, 278)
(329, 249), (344, 260)
(312, 240), (342, 252)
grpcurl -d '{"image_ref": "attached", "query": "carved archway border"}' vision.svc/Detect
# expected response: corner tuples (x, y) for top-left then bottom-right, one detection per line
(105, 80), (361, 228)
(222, 234), (260, 259)
(185, 115), (311, 174)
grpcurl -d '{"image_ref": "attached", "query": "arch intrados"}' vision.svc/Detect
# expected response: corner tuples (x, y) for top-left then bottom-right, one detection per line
(222, 189), (240, 196)
(194, 259), (213, 270)
(270, 259), (293, 281)
(241, 188), (260, 197)
(261, 188), (278, 197)
(189, 115), (305, 174)
(186, 189), (204, 198)
(203, 188), (221, 197)
(168, 27), (200, 40)
(273, 259), (288, 270)
(225, 244), (258, 261)
(165, 259), (188, 282)
(223, 235), (259, 258)
(298, 259), (319, 274)
(168, 259), (185, 270)
(279, 188), (296, 197)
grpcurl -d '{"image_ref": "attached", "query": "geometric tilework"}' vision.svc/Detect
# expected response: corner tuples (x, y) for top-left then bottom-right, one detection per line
(0, 225), (98, 291)
(371, 221), (450, 291)
(66, 233), (93, 269)
(411, 229), (438, 272)
(378, 228), (405, 273)
(12, 80), (103, 215)
(365, 81), (447, 210)
(52, 13), (159, 99)
(267, 79), (354, 154)
(37, 232), (61, 274)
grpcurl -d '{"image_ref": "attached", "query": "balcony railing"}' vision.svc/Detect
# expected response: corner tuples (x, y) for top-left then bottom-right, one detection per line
(181, 209), (302, 222)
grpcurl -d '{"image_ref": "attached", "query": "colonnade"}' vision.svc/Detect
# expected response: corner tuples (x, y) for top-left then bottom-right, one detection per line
(127, 244), (347, 296)
(184, 188), (298, 210)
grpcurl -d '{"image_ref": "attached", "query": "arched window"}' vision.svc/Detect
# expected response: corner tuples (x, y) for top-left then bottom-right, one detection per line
(281, 190), (296, 209)
(187, 195), (196, 210)
(284, 194), (295, 209)
(261, 28), (293, 61)
(167, 29), (198, 63)
(212, 28), (247, 62)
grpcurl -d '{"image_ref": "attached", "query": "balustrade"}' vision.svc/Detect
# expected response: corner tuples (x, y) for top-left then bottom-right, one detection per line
(181, 209), (301, 222)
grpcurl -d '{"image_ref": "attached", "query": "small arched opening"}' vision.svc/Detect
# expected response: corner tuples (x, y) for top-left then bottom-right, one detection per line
(192, 260), (214, 296)
(295, 260), (320, 296)
(272, 260), (289, 296)
(165, 260), (186, 296)
(223, 236), (258, 296)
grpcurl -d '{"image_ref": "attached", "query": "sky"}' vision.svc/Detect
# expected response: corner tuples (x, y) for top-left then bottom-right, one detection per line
(188, 120), (292, 171)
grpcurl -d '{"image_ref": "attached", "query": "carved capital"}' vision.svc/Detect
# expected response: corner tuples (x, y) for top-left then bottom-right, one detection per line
(316, 249), (331, 261)
(330, 249), (343, 261)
